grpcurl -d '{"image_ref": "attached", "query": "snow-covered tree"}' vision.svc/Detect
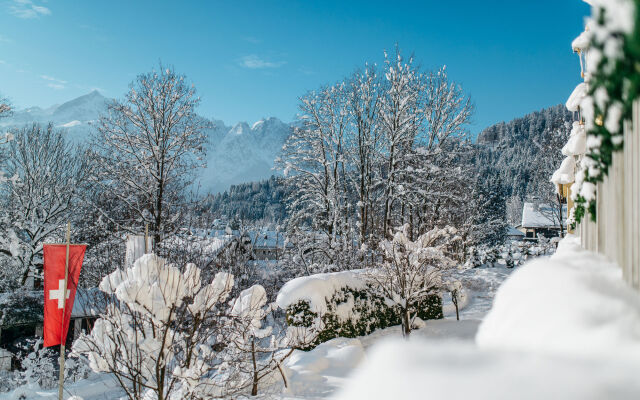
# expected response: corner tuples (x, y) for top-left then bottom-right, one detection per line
(16, 338), (57, 389)
(368, 224), (459, 336)
(74, 254), (234, 400)
(91, 65), (208, 247)
(278, 48), (475, 270)
(345, 65), (382, 247)
(378, 48), (423, 238)
(277, 81), (358, 271)
(0, 123), (89, 289)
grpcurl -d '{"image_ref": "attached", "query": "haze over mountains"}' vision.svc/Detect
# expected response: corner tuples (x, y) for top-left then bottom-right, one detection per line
(0, 91), (292, 194)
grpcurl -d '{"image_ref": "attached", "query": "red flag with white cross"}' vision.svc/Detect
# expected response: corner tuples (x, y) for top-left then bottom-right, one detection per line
(43, 244), (86, 347)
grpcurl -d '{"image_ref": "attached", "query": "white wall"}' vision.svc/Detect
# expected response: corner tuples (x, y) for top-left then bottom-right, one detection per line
(580, 101), (640, 291)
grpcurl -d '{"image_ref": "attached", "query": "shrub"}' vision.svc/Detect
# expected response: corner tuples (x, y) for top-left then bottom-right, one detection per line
(285, 284), (442, 349)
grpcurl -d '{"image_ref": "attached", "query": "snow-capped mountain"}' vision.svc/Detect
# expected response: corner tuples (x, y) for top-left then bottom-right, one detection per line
(0, 90), (109, 142)
(0, 91), (292, 194)
(200, 117), (291, 193)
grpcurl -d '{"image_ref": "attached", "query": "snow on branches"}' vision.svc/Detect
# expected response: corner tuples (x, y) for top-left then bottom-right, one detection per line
(91, 65), (209, 245)
(368, 224), (460, 336)
(74, 254), (302, 399)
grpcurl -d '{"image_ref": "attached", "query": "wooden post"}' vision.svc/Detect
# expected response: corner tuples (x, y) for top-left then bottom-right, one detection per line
(58, 222), (71, 400)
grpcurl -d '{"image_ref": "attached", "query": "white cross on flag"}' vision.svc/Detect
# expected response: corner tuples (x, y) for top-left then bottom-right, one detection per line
(43, 244), (86, 347)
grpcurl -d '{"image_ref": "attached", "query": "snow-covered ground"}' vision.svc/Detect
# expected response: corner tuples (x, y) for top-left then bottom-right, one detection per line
(336, 235), (640, 399)
(11, 238), (640, 400)
(443, 265), (513, 320)
(3, 263), (512, 400)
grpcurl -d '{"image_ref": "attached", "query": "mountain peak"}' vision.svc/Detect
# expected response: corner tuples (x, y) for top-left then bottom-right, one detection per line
(87, 89), (104, 97)
(230, 122), (251, 135)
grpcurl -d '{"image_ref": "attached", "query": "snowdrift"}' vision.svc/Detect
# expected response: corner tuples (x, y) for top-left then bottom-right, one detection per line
(477, 235), (640, 358)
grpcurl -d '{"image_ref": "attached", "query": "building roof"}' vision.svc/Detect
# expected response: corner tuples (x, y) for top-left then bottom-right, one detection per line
(205, 229), (290, 249)
(521, 202), (567, 228)
(506, 226), (525, 237)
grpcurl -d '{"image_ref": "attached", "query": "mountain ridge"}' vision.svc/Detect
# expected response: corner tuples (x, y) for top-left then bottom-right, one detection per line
(0, 91), (292, 194)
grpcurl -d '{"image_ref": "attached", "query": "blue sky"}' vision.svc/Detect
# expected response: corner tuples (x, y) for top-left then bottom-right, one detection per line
(0, 0), (590, 133)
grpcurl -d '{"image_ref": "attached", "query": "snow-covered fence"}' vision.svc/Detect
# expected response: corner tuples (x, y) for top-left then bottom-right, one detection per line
(580, 101), (640, 290)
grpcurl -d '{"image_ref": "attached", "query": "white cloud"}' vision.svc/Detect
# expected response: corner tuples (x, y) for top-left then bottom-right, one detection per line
(239, 55), (286, 69)
(0, 35), (11, 43)
(9, 0), (51, 19)
(41, 75), (67, 89)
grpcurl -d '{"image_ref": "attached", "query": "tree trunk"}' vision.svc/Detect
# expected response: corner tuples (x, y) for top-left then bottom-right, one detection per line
(402, 308), (411, 337)
(251, 338), (258, 396)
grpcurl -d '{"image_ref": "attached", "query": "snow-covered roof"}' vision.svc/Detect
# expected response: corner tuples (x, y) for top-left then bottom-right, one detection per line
(521, 202), (567, 228)
(205, 229), (291, 249)
(248, 230), (288, 249)
(506, 226), (525, 237)
(0, 288), (104, 327)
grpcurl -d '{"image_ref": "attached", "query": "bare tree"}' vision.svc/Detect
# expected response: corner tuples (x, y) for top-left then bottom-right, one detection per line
(91, 65), (208, 247)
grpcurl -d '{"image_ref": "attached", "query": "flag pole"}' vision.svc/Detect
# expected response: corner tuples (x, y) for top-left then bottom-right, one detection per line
(58, 222), (71, 400)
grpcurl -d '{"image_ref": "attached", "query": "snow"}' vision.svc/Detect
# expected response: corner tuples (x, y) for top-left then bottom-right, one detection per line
(444, 265), (514, 320)
(334, 235), (640, 400)
(571, 30), (591, 51)
(283, 337), (365, 398)
(477, 235), (640, 358)
(550, 155), (576, 185)
(276, 270), (367, 315)
(3, 373), (125, 400)
(520, 202), (566, 228)
(566, 82), (587, 112)
(562, 121), (586, 156)
(335, 338), (640, 400)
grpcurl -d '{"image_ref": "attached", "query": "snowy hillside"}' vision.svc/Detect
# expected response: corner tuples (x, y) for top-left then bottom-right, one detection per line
(0, 91), (292, 194)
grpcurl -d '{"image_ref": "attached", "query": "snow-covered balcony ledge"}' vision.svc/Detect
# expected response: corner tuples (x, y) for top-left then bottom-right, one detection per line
(477, 234), (640, 358)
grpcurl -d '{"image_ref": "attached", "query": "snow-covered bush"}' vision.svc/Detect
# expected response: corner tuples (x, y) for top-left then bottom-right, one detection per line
(74, 253), (302, 399)
(465, 240), (556, 269)
(15, 338), (57, 390)
(369, 224), (457, 336)
(212, 285), (295, 396)
(73, 254), (235, 400)
(277, 270), (442, 349)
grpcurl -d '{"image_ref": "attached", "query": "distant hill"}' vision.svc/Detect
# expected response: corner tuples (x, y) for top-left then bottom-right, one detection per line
(474, 104), (574, 200)
(0, 91), (292, 194)
(200, 176), (290, 223)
